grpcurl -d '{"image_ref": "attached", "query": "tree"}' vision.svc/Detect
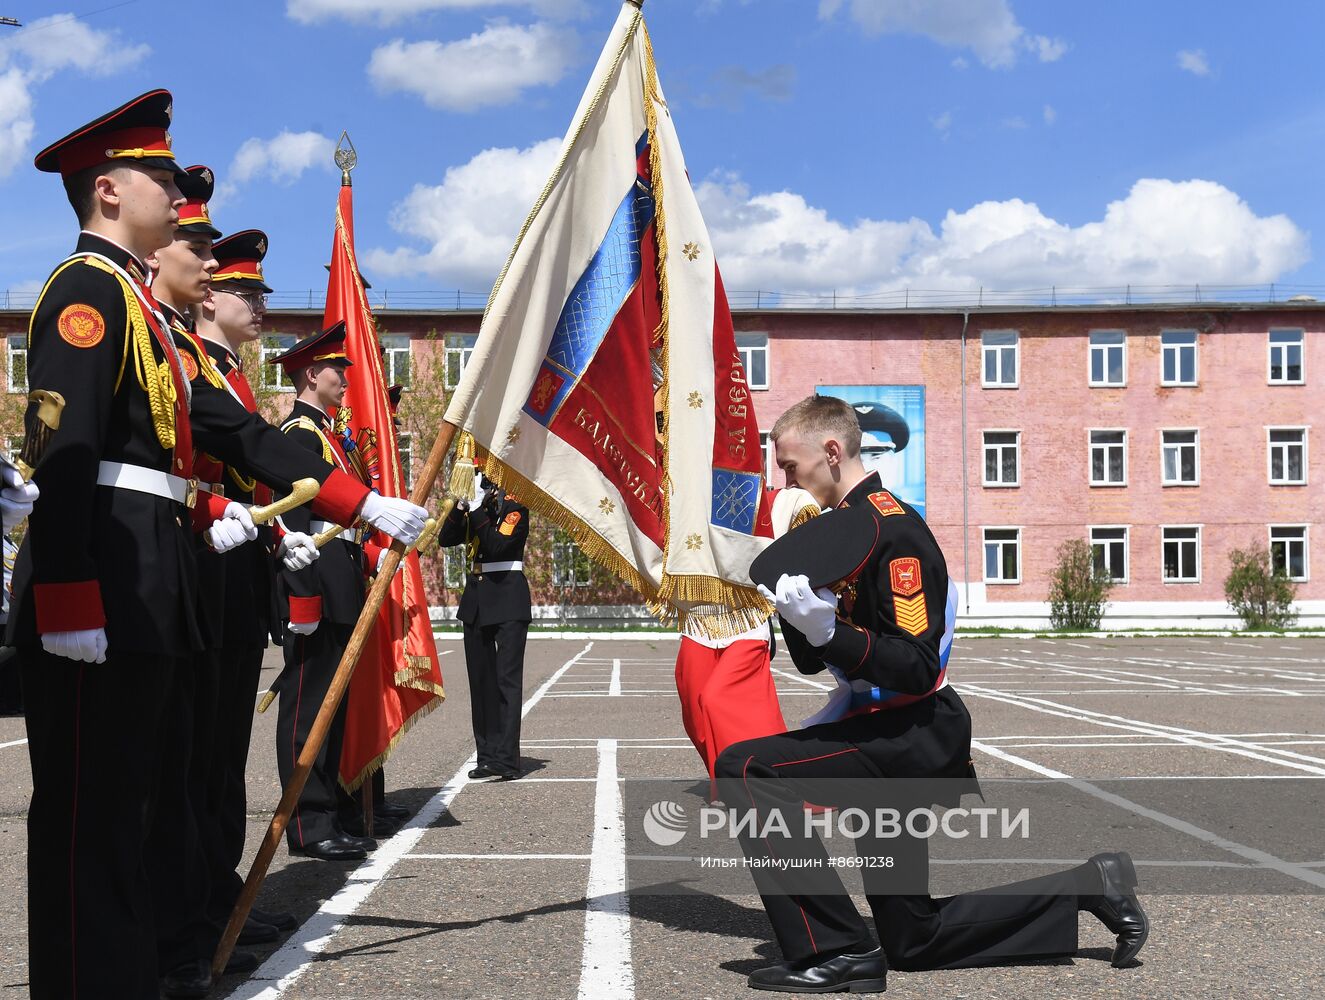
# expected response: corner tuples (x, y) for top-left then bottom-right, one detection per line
(1048, 538), (1113, 630)
(1224, 543), (1297, 630)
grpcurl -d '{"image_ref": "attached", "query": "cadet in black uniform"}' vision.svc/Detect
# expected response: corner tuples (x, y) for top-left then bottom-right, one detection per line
(269, 324), (379, 861)
(439, 468), (532, 781)
(718, 394), (1149, 994)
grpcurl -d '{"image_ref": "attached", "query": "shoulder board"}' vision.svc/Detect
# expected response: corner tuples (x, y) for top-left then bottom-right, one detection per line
(79, 255), (116, 274)
(867, 490), (906, 518)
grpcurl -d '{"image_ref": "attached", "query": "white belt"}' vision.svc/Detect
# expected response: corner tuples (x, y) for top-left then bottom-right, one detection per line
(97, 461), (197, 508)
(310, 519), (337, 534)
(480, 561), (523, 573)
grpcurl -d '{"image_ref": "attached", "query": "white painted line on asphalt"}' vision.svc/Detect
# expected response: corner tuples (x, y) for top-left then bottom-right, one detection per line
(771, 667), (833, 690)
(578, 738), (633, 1000)
(0, 738), (27, 750)
(232, 641), (596, 999)
(609, 658), (622, 696)
(970, 739), (1325, 889)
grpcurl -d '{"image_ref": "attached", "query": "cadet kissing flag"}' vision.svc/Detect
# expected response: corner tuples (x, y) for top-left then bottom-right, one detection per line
(325, 175), (444, 793)
(445, 1), (772, 630)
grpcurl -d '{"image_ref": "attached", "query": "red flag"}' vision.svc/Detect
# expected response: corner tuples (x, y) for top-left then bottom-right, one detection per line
(324, 179), (444, 793)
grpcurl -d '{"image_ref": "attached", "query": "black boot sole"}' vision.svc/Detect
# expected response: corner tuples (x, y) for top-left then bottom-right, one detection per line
(748, 977), (886, 994)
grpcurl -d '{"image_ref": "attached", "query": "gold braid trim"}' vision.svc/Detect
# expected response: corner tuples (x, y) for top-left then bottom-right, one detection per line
(338, 688), (445, 795)
(281, 416), (335, 465)
(228, 464), (258, 494)
(121, 278), (176, 451)
(791, 504), (821, 531)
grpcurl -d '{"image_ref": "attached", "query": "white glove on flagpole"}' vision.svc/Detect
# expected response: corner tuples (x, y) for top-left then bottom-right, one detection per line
(42, 628), (108, 664)
(757, 573), (838, 647)
(206, 502), (258, 553)
(278, 532), (320, 571)
(359, 491), (428, 545)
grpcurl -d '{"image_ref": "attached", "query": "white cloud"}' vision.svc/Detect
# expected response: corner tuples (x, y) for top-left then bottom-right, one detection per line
(287, 0), (585, 24)
(365, 137), (562, 286)
(1177, 48), (1211, 76)
(693, 174), (1308, 293)
(1043, 103), (1056, 125)
(931, 110), (952, 139)
(818, 0), (1066, 69)
(212, 130), (335, 207)
(0, 14), (150, 179)
(368, 22), (580, 112)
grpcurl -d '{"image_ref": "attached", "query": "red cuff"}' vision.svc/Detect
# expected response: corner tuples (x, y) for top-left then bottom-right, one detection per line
(35, 581), (106, 633)
(190, 490), (231, 534)
(288, 595), (322, 625)
(310, 470), (369, 526)
(364, 541), (385, 577)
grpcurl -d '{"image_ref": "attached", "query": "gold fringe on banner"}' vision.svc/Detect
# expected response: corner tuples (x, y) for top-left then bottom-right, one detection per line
(340, 691), (445, 795)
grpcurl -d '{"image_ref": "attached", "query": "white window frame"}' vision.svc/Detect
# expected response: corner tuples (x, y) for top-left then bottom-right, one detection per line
(6, 334), (27, 394)
(981, 330), (1019, 388)
(759, 430), (775, 484)
(982, 526), (1021, 584)
(1160, 329), (1199, 387)
(736, 332), (770, 391)
(1160, 428), (1200, 486)
(442, 546), (468, 590)
(1088, 329), (1127, 387)
(444, 335), (477, 390)
(1089, 525), (1130, 584)
(551, 529), (593, 588)
(1088, 428), (1128, 487)
(1268, 328), (1305, 385)
(1161, 525), (1202, 583)
(380, 333), (412, 388)
(982, 429), (1021, 487)
(397, 431), (413, 490)
(1267, 427), (1308, 485)
(1269, 524), (1309, 582)
(260, 334), (297, 391)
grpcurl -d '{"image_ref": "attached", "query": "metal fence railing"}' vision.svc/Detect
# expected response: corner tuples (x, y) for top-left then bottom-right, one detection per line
(4, 283), (1324, 313)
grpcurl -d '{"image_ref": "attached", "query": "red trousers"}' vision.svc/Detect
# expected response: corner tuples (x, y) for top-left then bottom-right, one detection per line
(674, 636), (787, 781)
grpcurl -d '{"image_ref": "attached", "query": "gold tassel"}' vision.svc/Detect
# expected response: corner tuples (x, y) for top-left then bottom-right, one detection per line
(449, 431), (476, 502)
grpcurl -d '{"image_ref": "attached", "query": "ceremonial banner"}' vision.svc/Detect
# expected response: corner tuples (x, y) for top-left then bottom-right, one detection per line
(325, 179), (444, 792)
(445, 1), (771, 629)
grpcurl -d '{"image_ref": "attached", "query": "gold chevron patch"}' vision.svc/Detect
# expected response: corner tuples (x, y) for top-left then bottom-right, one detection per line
(893, 593), (929, 636)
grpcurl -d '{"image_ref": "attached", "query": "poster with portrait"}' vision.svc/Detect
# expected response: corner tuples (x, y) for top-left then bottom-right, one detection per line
(817, 385), (926, 518)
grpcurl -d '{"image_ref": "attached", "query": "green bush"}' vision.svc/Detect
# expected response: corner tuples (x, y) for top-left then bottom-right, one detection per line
(1048, 538), (1114, 630)
(1224, 544), (1298, 630)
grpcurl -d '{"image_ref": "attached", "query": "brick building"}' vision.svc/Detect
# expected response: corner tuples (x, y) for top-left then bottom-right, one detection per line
(3, 300), (1320, 627)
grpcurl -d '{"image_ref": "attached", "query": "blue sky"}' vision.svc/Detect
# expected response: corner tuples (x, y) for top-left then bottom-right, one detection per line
(2, 0), (1323, 306)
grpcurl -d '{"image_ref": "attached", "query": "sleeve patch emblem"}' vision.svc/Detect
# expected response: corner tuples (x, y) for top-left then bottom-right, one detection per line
(889, 557), (922, 597)
(867, 490), (904, 517)
(57, 304), (105, 348)
(498, 511), (521, 536)
(893, 593), (929, 636)
(180, 351), (199, 381)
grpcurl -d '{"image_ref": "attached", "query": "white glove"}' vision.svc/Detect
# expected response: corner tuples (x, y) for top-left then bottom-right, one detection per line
(206, 502), (258, 553)
(41, 627), (108, 664)
(278, 532), (320, 571)
(287, 618), (319, 636)
(359, 491), (427, 545)
(0, 465), (39, 529)
(757, 573), (838, 647)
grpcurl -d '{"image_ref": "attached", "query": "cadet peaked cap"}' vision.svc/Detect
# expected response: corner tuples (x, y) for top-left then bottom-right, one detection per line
(35, 89), (189, 181)
(176, 164), (221, 239)
(212, 229), (273, 293)
(853, 401), (910, 453)
(750, 504), (880, 593)
(270, 321), (353, 372)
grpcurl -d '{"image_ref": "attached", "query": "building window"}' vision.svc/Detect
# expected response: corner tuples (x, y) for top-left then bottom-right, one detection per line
(1089, 330), (1126, 387)
(1268, 428), (1307, 485)
(1268, 329), (1304, 384)
(1160, 330), (1198, 386)
(983, 527), (1021, 584)
(1090, 526), (1129, 583)
(736, 333), (769, 390)
(1162, 526), (1201, 582)
(982, 430), (1020, 486)
(260, 334), (297, 391)
(1089, 429), (1127, 486)
(1161, 429), (1199, 486)
(444, 334), (477, 390)
(397, 432), (413, 489)
(381, 334), (412, 388)
(551, 529), (592, 587)
(442, 546), (467, 589)
(1269, 525), (1308, 581)
(760, 431), (774, 483)
(6, 335), (27, 394)
(981, 330), (1018, 387)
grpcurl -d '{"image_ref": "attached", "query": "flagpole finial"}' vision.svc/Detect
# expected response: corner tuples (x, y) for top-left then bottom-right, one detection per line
(334, 131), (358, 187)
(625, 0), (644, 8)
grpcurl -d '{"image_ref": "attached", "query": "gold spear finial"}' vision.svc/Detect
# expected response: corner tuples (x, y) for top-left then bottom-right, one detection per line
(334, 131), (357, 186)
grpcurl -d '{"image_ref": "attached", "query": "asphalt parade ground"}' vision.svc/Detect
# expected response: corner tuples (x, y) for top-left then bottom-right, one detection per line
(2, 635), (1325, 999)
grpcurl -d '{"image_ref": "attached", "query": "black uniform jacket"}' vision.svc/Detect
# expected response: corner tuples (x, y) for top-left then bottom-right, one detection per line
(275, 400), (368, 628)
(439, 491), (532, 626)
(781, 472), (977, 796)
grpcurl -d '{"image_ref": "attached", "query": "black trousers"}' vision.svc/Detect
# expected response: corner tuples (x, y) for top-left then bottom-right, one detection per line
(206, 644), (265, 928)
(276, 625), (351, 849)
(462, 619), (527, 772)
(21, 647), (176, 1000)
(715, 727), (1083, 969)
